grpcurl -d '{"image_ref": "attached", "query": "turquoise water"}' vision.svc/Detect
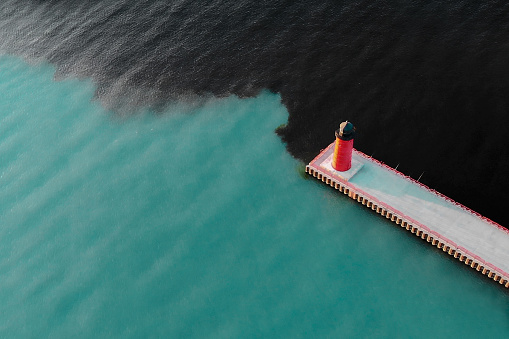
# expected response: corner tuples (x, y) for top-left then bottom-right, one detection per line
(0, 55), (508, 338)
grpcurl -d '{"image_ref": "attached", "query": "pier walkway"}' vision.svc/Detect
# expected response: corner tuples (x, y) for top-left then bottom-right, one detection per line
(306, 142), (509, 288)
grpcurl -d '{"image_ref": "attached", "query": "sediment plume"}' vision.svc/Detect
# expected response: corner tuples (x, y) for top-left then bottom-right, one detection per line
(0, 0), (507, 226)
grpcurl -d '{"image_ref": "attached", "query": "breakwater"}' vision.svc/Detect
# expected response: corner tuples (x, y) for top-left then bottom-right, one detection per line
(306, 143), (509, 288)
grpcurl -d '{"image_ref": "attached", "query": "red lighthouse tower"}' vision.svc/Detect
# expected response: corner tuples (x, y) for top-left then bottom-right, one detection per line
(332, 121), (355, 171)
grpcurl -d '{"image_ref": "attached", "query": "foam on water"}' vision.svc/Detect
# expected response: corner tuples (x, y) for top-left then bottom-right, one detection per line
(0, 55), (508, 337)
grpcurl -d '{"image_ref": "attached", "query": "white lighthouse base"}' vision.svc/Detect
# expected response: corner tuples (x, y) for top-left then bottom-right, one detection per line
(320, 153), (364, 181)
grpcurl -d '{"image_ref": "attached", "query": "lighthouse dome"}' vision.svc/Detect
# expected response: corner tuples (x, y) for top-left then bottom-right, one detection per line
(336, 121), (356, 140)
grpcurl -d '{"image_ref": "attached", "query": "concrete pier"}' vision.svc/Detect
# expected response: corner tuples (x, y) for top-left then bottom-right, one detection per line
(306, 142), (509, 288)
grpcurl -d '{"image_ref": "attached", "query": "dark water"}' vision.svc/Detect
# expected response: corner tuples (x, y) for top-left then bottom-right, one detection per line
(1, 0), (508, 225)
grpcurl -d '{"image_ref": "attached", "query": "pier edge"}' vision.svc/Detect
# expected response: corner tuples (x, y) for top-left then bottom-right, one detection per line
(305, 164), (509, 289)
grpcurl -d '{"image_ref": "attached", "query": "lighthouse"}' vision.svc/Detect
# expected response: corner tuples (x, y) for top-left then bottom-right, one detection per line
(332, 121), (355, 171)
